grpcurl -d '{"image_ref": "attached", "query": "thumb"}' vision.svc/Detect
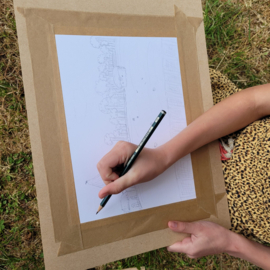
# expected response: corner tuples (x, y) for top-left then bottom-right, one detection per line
(98, 174), (133, 198)
(168, 221), (199, 235)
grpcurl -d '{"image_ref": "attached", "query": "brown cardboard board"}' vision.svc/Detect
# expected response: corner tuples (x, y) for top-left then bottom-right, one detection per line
(14, 0), (230, 269)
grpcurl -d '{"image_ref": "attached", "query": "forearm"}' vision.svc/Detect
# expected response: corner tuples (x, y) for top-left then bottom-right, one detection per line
(227, 232), (270, 269)
(160, 84), (270, 167)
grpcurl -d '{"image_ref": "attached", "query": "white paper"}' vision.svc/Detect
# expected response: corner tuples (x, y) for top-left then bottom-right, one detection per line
(55, 35), (196, 223)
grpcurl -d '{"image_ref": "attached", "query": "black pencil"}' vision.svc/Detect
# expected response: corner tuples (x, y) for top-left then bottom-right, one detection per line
(96, 110), (166, 214)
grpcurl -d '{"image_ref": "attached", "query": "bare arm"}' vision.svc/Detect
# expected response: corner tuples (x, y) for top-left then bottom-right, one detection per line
(164, 83), (270, 269)
(97, 84), (270, 267)
(228, 232), (270, 269)
(161, 83), (270, 167)
(97, 83), (270, 197)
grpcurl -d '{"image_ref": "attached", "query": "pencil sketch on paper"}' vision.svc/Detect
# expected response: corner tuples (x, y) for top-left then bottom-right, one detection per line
(90, 37), (130, 146)
(86, 174), (143, 214)
(88, 36), (142, 214)
(85, 174), (105, 189)
(162, 38), (185, 138)
(55, 34), (196, 223)
(161, 38), (187, 195)
(121, 186), (143, 213)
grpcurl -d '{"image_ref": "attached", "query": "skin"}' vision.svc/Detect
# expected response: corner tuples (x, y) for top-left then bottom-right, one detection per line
(97, 83), (270, 268)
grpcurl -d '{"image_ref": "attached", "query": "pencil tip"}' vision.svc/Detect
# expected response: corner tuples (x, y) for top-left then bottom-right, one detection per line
(96, 205), (103, 214)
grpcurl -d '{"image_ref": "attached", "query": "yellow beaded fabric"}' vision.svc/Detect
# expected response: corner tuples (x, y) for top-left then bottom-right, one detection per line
(210, 69), (270, 244)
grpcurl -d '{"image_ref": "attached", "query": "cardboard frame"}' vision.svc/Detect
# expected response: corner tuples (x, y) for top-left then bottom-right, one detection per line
(14, 0), (230, 269)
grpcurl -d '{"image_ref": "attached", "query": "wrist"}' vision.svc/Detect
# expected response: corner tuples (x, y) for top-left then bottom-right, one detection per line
(156, 144), (172, 172)
(225, 230), (248, 257)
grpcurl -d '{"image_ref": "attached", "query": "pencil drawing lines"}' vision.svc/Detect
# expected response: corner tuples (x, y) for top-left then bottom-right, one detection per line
(113, 66), (127, 88)
(166, 82), (180, 95)
(85, 174), (105, 188)
(90, 36), (130, 146)
(173, 155), (195, 200)
(120, 186), (142, 213)
(90, 37), (143, 213)
(162, 38), (184, 139)
(162, 39), (187, 197)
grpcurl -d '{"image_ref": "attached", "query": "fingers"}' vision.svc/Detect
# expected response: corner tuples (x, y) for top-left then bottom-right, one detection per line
(101, 172), (119, 186)
(98, 173), (134, 198)
(167, 222), (194, 255)
(168, 221), (200, 235)
(97, 141), (136, 183)
(167, 238), (192, 253)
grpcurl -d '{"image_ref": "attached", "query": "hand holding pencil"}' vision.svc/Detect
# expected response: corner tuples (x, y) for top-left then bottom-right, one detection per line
(97, 110), (167, 210)
(97, 141), (167, 198)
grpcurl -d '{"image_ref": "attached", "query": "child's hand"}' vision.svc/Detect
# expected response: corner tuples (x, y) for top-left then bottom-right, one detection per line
(97, 141), (168, 198)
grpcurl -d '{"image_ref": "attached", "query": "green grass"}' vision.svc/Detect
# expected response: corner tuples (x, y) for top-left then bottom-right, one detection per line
(0, 152), (42, 270)
(102, 251), (239, 270)
(204, 0), (270, 89)
(0, 2), (42, 266)
(204, 0), (241, 49)
(0, 0), (269, 269)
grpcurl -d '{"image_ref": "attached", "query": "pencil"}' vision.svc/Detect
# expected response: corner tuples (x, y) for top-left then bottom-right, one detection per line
(96, 110), (166, 214)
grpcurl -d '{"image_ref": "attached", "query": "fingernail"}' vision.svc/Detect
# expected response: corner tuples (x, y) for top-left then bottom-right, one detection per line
(169, 221), (177, 228)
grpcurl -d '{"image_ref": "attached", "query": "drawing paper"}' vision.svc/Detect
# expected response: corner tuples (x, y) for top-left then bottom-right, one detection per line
(55, 35), (196, 223)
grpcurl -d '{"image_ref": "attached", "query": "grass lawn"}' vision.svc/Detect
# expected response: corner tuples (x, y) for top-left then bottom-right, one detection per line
(0, 0), (269, 269)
